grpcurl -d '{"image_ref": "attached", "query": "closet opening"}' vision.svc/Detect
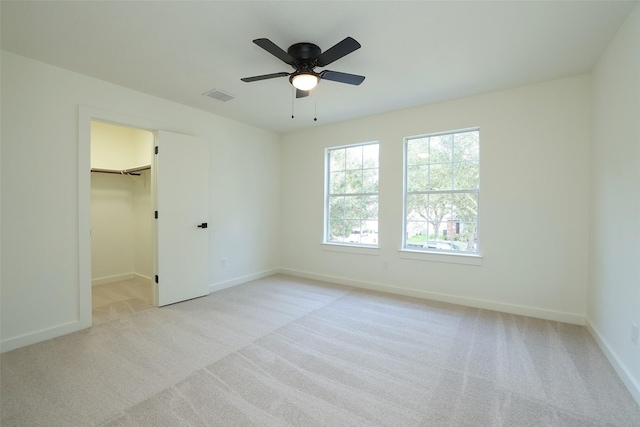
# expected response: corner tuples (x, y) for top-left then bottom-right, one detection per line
(89, 121), (156, 324)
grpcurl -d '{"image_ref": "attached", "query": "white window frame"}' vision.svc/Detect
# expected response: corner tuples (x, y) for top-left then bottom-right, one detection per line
(402, 128), (480, 256)
(324, 141), (379, 247)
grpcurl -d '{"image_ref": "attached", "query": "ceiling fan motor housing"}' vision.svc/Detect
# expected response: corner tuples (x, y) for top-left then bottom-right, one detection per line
(287, 43), (321, 64)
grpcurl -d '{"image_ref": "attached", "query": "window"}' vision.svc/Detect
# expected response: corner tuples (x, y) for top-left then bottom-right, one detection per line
(325, 142), (379, 246)
(404, 129), (479, 254)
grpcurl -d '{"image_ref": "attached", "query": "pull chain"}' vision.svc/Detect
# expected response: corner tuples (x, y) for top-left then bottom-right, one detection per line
(290, 87), (319, 122)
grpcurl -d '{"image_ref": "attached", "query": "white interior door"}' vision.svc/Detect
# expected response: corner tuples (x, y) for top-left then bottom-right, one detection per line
(156, 131), (210, 306)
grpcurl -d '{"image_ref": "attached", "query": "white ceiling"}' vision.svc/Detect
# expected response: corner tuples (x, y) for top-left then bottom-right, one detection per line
(1, 1), (636, 134)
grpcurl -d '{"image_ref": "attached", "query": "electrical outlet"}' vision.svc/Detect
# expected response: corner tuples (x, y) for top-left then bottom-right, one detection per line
(632, 323), (638, 345)
(221, 258), (227, 268)
(383, 261), (388, 270)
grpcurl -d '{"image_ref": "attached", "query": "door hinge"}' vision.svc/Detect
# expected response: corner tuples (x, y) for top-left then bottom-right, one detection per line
(154, 211), (158, 219)
(155, 275), (159, 284)
(154, 146), (159, 154)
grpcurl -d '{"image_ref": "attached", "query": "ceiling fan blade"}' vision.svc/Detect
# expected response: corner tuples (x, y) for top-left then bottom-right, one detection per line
(316, 37), (361, 67)
(296, 89), (309, 98)
(320, 70), (365, 85)
(253, 38), (295, 65)
(241, 72), (290, 83)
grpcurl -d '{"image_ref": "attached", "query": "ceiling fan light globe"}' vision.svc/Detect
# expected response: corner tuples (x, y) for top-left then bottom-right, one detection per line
(291, 74), (318, 91)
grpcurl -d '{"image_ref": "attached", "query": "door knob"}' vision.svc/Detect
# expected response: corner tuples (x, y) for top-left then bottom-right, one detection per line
(197, 223), (208, 229)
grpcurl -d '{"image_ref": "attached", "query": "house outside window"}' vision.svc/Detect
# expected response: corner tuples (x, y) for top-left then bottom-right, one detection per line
(325, 142), (379, 246)
(404, 128), (479, 254)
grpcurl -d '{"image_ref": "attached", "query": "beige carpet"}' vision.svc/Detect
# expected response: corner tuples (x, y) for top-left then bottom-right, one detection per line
(1, 275), (639, 426)
(92, 278), (154, 324)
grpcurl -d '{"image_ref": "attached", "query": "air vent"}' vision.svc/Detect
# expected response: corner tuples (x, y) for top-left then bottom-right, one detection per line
(203, 89), (235, 102)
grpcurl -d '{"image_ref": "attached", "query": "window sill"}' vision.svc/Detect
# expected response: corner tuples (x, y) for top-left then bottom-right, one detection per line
(398, 249), (482, 266)
(322, 243), (380, 256)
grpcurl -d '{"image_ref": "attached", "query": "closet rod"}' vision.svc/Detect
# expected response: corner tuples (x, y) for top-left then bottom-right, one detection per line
(91, 165), (151, 176)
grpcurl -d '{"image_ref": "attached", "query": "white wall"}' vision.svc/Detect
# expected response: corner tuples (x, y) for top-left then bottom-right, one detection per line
(0, 51), (281, 351)
(133, 171), (153, 280)
(588, 3), (640, 403)
(91, 121), (153, 170)
(90, 171), (153, 284)
(280, 75), (591, 324)
(91, 173), (136, 282)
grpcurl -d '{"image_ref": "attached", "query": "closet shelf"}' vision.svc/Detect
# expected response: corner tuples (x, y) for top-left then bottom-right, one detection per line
(91, 165), (151, 176)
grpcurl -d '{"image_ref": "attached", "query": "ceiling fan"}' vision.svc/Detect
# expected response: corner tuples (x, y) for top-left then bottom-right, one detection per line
(241, 37), (365, 98)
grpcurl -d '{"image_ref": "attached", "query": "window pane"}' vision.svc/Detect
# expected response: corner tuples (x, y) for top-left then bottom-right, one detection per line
(407, 138), (429, 166)
(365, 220), (378, 235)
(346, 170), (363, 194)
(329, 196), (345, 219)
(344, 195), (362, 219)
(405, 194), (429, 221)
(330, 148), (346, 171)
(453, 192), (478, 222)
(330, 171), (346, 194)
(329, 219), (349, 241)
(345, 221), (362, 244)
(427, 193), (453, 240)
(363, 144), (379, 168)
(429, 134), (453, 163)
(429, 163), (453, 190)
(346, 146), (362, 170)
(456, 222), (478, 252)
(453, 131), (479, 162)
(363, 169), (378, 193)
(453, 162), (479, 190)
(406, 221), (430, 247)
(345, 220), (363, 243)
(407, 165), (428, 192)
(363, 195), (378, 220)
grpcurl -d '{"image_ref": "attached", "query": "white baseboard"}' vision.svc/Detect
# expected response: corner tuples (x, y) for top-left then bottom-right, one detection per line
(92, 273), (152, 286)
(586, 320), (640, 406)
(209, 268), (281, 293)
(133, 273), (153, 284)
(1, 320), (83, 354)
(280, 268), (585, 325)
(92, 273), (134, 286)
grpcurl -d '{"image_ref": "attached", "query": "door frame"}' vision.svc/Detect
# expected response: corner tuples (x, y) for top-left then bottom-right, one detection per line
(78, 106), (160, 328)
